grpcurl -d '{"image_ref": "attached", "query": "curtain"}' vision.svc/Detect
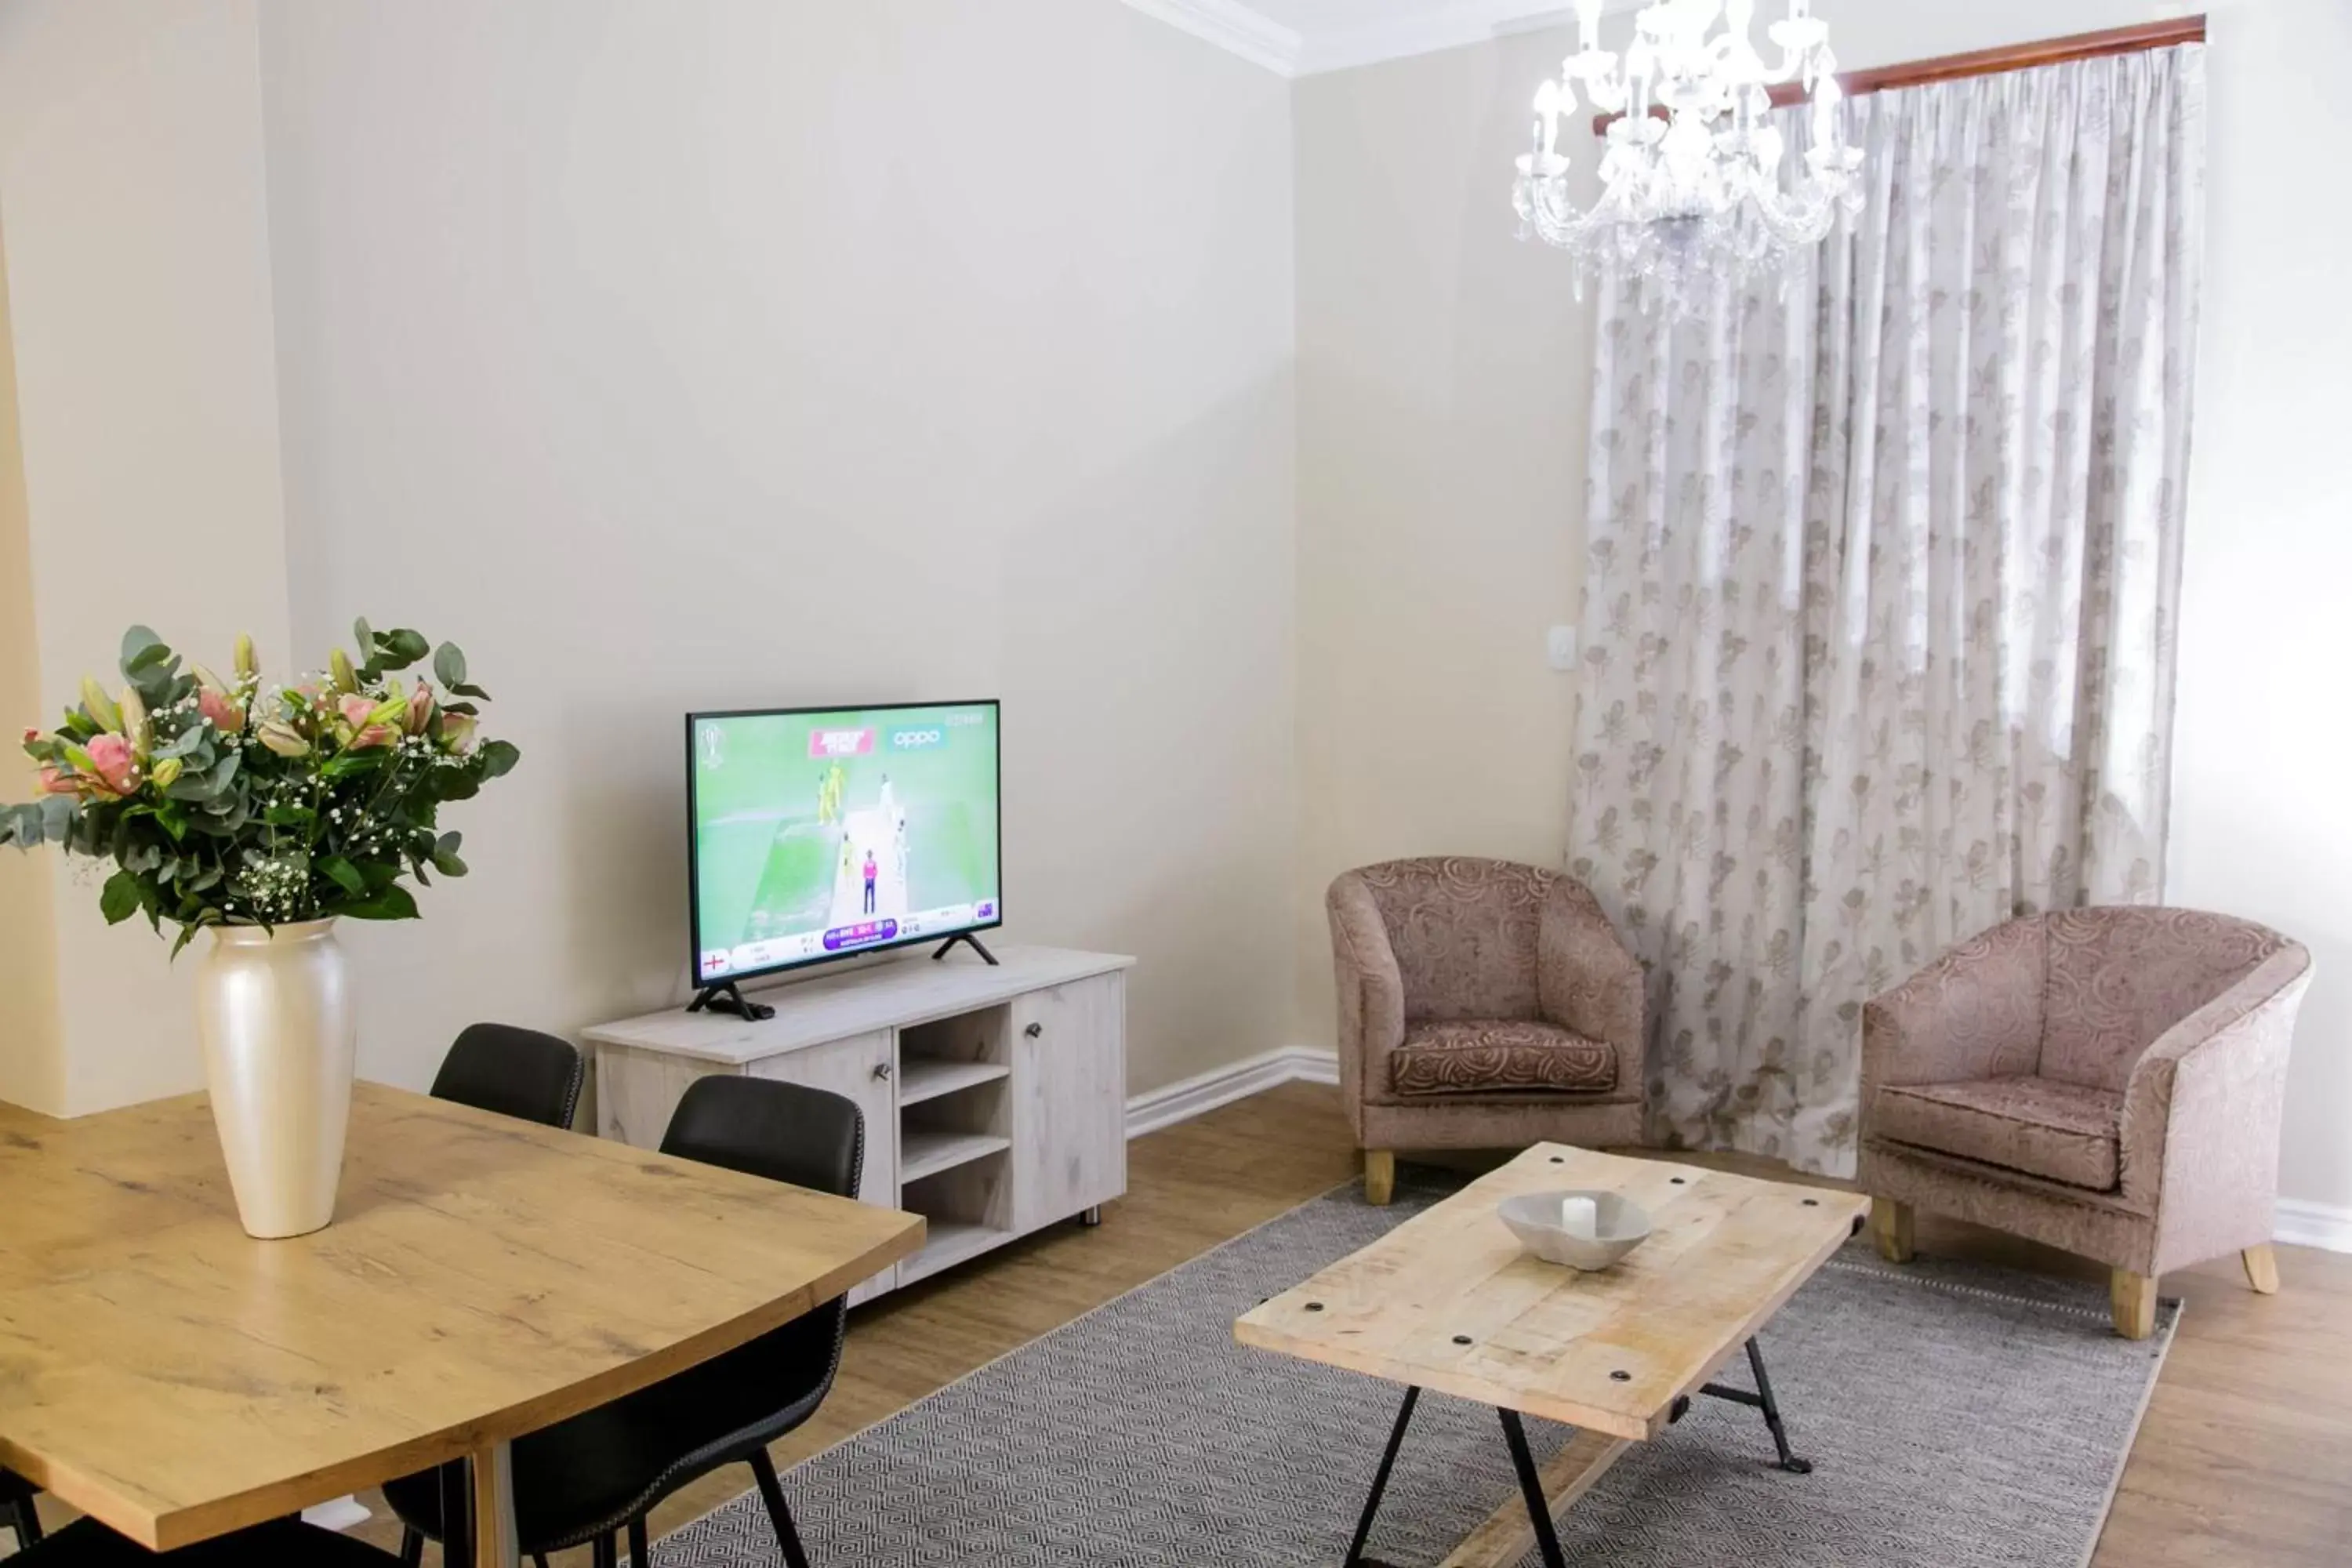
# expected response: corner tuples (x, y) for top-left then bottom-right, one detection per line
(1569, 45), (2205, 1174)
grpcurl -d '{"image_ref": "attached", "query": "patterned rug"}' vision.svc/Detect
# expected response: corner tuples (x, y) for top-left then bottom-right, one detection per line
(653, 1174), (2176, 1567)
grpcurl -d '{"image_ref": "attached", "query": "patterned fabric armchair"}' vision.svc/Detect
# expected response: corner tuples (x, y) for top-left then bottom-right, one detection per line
(1327, 857), (1646, 1203)
(1860, 907), (2311, 1338)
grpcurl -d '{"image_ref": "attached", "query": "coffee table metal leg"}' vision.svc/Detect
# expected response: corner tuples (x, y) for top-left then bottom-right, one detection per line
(1343, 1385), (1421, 1566)
(1698, 1336), (1813, 1475)
(1496, 1409), (1571, 1568)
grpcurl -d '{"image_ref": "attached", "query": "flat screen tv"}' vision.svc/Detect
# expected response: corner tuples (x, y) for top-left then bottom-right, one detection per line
(687, 700), (1001, 1000)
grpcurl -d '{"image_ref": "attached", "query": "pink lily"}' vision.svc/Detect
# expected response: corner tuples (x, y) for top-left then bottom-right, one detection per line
(84, 733), (139, 795)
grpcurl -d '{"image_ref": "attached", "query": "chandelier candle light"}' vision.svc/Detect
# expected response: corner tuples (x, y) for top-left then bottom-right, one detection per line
(1512, 0), (1864, 314)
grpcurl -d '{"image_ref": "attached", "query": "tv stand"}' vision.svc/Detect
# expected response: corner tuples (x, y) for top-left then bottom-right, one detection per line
(587, 946), (1132, 1307)
(686, 980), (775, 1021)
(932, 931), (1000, 965)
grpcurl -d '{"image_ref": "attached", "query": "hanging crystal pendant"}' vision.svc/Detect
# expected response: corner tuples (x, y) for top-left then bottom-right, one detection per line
(1512, 0), (1866, 318)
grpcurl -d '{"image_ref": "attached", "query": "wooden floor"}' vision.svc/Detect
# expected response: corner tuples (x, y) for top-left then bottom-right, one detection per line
(17, 1080), (2345, 1563)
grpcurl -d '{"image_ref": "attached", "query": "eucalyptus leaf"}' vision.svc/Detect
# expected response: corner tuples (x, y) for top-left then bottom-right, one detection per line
(119, 626), (167, 675)
(100, 869), (141, 924)
(340, 884), (419, 920)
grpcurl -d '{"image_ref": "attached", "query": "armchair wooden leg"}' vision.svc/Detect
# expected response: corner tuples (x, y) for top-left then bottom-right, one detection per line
(1870, 1197), (1915, 1265)
(1363, 1149), (1396, 1207)
(2111, 1269), (2158, 1340)
(2242, 1243), (2281, 1295)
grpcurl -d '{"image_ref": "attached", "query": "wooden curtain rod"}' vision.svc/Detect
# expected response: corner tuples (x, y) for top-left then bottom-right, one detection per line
(1590, 16), (2206, 134)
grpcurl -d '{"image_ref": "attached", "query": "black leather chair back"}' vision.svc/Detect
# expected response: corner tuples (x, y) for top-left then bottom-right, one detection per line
(430, 1023), (584, 1131)
(659, 1076), (864, 1200)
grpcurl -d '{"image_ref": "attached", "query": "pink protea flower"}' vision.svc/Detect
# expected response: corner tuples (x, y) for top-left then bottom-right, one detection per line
(338, 693), (378, 730)
(198, 684), (246, 735)
(405, 681), (434, 735)
(437, 710), (477, 753)
(37, 764), (77, 795)
(83, 732), (139, 795)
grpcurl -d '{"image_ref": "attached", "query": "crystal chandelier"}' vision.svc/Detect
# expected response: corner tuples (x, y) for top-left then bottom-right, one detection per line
(1512, 0), (1864, 314)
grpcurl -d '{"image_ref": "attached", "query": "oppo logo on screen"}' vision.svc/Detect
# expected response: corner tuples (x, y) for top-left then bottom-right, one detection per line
(891, 728), (945, 751)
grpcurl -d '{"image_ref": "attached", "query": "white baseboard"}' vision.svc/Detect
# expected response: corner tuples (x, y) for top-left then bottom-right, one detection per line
(1124, 1045), (1338, 1140)
(2276, 1197), (2352, 1254)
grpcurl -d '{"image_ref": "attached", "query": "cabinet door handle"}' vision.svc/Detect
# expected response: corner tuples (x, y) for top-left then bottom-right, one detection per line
(873, 1062), (893, 1080)
(1024, 1022), (1044, 1038)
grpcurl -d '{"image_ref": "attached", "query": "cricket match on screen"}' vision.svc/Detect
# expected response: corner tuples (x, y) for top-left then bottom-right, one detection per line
(689, 702), (1000, 982)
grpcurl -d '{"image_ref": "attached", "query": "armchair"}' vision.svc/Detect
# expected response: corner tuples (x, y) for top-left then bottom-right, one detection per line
(1859, 907), (2311, 1338)
(1328, 857), (1646, 1203)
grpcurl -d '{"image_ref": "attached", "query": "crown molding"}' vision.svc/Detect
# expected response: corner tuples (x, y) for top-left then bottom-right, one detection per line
(1119, 0), (1304, 77)
(1122, 0), (1650, 80)
(1294, 0), (1649, 76)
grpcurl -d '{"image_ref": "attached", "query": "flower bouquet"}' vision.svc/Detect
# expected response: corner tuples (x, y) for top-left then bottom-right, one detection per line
(3, 619), (519, 1237)
(5, 620), (517, 949)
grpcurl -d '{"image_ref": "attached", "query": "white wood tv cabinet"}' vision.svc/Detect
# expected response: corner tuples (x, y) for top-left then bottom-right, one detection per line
(582, 946), (1132, 1305)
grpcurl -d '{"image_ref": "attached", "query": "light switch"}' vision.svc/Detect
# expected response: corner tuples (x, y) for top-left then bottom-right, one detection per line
(1546, 624), (1578, 672)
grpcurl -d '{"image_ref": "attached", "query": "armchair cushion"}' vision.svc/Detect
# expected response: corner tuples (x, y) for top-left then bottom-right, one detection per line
(1874, 1075), (2122, 1192)
(1390, 1020), (1617, 1098)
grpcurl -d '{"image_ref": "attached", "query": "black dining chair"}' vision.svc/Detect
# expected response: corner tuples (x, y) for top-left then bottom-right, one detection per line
(429, 1023), (585, 1130)
(12, 1515), (400, 1565)
(3, 1467), (43, 1548)
(383, 1076), (864, 1568)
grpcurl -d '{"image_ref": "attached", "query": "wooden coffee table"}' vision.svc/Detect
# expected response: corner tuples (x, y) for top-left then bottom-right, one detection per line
(1235, 1143), (1869, 1567)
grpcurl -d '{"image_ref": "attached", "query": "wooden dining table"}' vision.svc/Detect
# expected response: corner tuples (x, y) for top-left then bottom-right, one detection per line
(0, 1080), (923, 1565)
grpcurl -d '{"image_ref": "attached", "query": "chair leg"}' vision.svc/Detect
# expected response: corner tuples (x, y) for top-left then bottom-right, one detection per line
(1363, 1149), (1396, 1207)
(592, 1533), (619, 1568)
(749, 1448), (812, 1568)
(2242, 1243), (2281, 1296)
(535, 1556), (551, 1568)
(398, 1526), (423, 1568)
(629, 1516), (651, 1566)
(1870, 1196), (1914, 1265)
(5, 1496), (43, 1548)
(2111, 1268), (2158, 1340)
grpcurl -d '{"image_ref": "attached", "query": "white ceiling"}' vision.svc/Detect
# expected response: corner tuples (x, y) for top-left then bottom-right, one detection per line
(1121, 0), (1639, 78)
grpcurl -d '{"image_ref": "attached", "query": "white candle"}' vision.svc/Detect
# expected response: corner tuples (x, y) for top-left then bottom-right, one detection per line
(1559, 1196), (1598, 1239)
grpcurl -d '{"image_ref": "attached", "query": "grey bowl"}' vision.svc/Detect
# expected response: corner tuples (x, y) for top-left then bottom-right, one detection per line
(1498, 1189), (1653, 1272)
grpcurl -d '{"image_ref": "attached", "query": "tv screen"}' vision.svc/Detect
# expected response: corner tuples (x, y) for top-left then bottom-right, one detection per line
(688, 701), (1001, 986)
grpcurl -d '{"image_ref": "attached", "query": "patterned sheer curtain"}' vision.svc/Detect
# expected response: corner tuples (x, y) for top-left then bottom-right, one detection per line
(1570, 45), (2205, 1174)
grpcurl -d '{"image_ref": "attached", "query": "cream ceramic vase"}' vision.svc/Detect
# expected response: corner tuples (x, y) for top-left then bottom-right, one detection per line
(193, 918), (358, 1239)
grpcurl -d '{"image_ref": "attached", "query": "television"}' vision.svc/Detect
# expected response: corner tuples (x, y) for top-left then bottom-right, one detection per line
(686, 700), (1001, 1000)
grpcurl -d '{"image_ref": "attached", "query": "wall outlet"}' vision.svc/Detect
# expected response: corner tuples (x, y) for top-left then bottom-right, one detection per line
(1546, 624), (1578, 672)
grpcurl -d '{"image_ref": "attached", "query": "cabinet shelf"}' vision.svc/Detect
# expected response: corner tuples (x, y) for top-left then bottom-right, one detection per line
(899, 1131), (1012, 1184)
(900, 1220), (1014, 1286)
(897, 1058), (1011, 1108)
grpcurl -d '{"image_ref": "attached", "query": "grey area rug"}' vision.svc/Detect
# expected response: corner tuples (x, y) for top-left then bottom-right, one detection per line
(655, 1174), (2176, 1567)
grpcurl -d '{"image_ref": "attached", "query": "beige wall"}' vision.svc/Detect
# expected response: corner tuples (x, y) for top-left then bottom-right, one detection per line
(256, 0), (1299, 1098)
(2165, 0), (2352, 1229)
(1293, 29), (1601, 1044)
(0, 0), (293, 1114)
(0, 214), (64, 1113)
(1292, 0), (2352, 1222)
